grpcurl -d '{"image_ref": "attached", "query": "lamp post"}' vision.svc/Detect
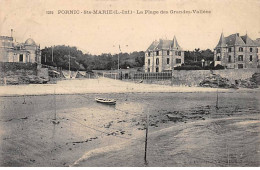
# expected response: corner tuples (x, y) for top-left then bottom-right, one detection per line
(69, 51), (71, 79)
(114, 44), (128, 79)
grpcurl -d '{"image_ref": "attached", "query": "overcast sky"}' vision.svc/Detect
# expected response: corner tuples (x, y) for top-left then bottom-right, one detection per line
(0, 0), (259, 54)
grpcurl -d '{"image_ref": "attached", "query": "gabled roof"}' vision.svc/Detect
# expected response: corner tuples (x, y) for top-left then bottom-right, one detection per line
(147, 40), (159, 51)
(147, 36), (182, 51)
(216, 33), (257, 48)
(241, 34), (257, 46)
(225, 33), (245, 46)
(156, 39), (173, 49)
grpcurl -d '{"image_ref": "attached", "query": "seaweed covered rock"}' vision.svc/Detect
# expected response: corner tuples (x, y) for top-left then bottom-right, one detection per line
(235, 73), (260, 89)
(199, 74), (237, 89)
(1, 75), (48, 85)
(251, 73), (260, 85)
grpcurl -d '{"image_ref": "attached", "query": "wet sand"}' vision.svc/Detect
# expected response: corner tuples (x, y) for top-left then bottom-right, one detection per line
(0, 91), (259, 166)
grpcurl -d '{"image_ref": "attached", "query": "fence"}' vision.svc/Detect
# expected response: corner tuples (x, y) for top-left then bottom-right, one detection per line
(100, 72), (119, 79)
(133, 72), (172, 80)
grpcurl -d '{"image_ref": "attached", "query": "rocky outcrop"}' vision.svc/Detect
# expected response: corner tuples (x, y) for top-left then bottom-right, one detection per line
(235, 73), (260, 89)
(1, 74), (48, 85)
(200, 73), (260, 89)
(199, 74), (237, 89)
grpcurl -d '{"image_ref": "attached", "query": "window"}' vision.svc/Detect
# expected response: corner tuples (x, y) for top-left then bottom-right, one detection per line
(238, 64), (243, 69)
(167, 50), (170, 55)
(167, 58), (170, 64)
(217, 56), (221, 61)
(250, 55), (253, 61)
(148, 52), (150, 56)
(228, 55), (231, 62)
(176, 59), (181, 63)
(156, 51), (159, 56)
(156, 67), (159, 72)
(148, 59), (150, 65)
(257, 48), (259, 53)
(217, 49), (221, 53)
(228, 48), (232, 52)
(178, 51), (181, 56)
(148, 68), (150, 72)
(175, 51), (178, 55)
(156, 58), (159, 65)
(238, 55), (243, 61)
(250, 48), (253, 52)
(19, 54), (23, 62)
(239, 47), (243, 52)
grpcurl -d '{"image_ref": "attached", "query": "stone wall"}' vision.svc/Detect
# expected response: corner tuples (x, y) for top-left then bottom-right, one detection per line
(214, 69), (260, 83)
(172, 70), (210, 86)
(142, 68), (260, 86)
(171, 68), (260, 86)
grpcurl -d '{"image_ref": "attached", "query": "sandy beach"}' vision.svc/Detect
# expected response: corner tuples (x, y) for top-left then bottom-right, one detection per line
(0, 77), (240, 97)
(0, 83), (259, 166)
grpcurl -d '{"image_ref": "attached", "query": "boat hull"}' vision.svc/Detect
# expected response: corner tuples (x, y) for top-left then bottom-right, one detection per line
(95, 98), (116, 105)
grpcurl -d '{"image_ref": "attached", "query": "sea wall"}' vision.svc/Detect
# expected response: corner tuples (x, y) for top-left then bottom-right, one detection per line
(140, 68), (260, 86)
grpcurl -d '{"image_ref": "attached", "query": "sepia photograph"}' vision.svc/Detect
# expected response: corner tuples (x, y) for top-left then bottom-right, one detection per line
(0, 0), (259, 167)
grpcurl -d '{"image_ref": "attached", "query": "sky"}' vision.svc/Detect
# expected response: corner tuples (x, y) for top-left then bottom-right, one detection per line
(0, 0), (260, 54)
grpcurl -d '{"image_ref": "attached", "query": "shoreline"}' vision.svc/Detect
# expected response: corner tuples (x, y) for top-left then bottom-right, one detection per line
(0, 78), (259, 97)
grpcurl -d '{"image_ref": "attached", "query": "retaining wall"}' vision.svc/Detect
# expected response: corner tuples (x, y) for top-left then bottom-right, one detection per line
(143, 68), (260, 86)
(0, 62), (49, 85)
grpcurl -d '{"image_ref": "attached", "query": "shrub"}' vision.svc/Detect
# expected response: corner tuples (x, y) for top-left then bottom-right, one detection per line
(174, 65), (202, 70)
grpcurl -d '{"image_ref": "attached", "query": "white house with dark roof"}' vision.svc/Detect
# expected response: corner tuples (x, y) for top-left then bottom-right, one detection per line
(144, 36), (184, 73)
(214, 33), (258, 69)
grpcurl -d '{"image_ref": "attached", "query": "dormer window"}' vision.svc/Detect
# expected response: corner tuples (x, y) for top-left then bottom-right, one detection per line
(156, 51), (159, 56)
(239, 47), (243, 52)
(217, 49), (221, 53)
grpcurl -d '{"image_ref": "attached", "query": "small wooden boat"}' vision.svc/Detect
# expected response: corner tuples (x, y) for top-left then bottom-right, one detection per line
(95, 97), (116, 105)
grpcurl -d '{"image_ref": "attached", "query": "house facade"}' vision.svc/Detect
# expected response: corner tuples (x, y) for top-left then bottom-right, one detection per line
(254, 38), (260, 67)
(144, 36), (184, 73)
(0, 36), (41, 64)
(214, 33), (258, 69)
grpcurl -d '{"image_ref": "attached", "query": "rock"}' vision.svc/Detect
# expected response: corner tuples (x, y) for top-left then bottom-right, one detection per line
(166, 114), (183, 122)
(236, 73), (259, 89)
(251, 73), (260, 85)
(199, 74), (237, 89)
